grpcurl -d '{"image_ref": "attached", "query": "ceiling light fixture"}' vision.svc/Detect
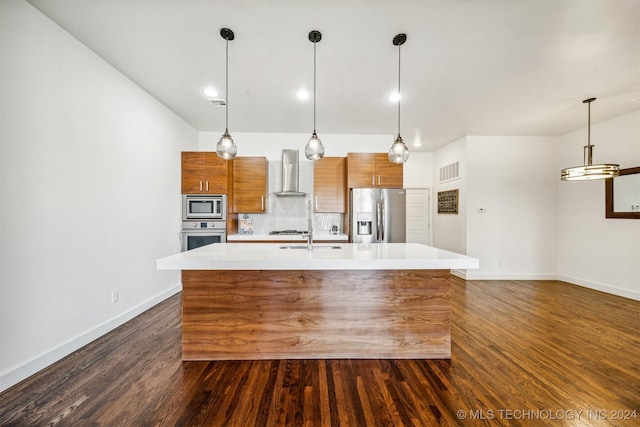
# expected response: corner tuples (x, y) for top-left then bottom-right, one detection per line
(560, 98), (619, 181)
(297, 89), (310, 100)
(203, 87), (218, 98)
(305, 30), (325, 161)
(216, 28), (237, 160)
(388, 33), (409, 164)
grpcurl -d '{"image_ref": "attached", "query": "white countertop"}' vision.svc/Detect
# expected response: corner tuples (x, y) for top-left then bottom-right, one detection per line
(227, 233), (348, 242)
(157, 242), (479, 271)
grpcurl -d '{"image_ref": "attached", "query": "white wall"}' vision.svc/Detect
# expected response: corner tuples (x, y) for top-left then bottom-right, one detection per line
(404, 152), (434, 188)
(466, 136), (558, 279)
(433, 137), (467, 255)
(556, 111), (640, 300)
(0, 0), (198, 391)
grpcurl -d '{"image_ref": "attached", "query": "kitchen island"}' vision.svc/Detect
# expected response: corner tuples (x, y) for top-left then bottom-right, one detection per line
(157, 243), (478, 360)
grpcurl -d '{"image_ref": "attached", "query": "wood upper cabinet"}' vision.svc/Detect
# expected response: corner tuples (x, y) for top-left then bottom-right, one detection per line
(232, 157), (267, 213)
(347, 153), (403, 188)
(181, 152), (228, 194)
(314, 157), (347, 213)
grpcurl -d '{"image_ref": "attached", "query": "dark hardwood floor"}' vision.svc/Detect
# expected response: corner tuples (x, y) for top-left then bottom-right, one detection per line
(1, 278), (638, 426)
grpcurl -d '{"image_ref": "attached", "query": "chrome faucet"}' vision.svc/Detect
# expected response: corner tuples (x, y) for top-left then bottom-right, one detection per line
(307, 196), (314, 250)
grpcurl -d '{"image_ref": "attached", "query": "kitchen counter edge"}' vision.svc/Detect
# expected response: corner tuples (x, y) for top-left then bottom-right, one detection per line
(157, 242), (479, 271)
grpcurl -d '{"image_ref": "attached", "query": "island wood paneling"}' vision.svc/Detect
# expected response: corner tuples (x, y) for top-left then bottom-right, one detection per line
(181, 269), (451, 360)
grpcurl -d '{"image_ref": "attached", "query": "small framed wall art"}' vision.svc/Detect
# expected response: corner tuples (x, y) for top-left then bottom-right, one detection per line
(437, 189), (458, 214)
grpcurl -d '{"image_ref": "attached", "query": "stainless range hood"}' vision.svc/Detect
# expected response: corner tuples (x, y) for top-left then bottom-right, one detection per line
(273, 149), (307, 197)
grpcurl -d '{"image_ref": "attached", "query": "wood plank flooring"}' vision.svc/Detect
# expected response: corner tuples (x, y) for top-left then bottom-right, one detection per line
(1, 278), (638, 426)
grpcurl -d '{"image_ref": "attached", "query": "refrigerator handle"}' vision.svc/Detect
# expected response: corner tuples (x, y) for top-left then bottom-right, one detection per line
(380, 196), (385, 242)
(376, 196), (381, 241)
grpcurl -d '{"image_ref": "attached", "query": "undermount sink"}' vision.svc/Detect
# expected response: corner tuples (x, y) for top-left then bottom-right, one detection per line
(279, 245), (342, 250)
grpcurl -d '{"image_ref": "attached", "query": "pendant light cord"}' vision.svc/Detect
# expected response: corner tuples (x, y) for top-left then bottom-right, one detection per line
(397, 43), (401, 136)
(586, 100), (591, 147)
(225, 37), (229, 133)
(313, 40), (317, 134)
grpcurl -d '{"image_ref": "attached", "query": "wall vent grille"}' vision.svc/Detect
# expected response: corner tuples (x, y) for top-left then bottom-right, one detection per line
(439, 161), (460, 183)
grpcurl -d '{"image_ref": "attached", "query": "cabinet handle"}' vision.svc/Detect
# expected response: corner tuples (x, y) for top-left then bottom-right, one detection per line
(315, 196), (318, 211)
(371, 175), (375, 187)
(261, 196), (264, 211)
(200, 181), (203, 192)
(378, 176), (381, 186)
(206, 181), (209, 192)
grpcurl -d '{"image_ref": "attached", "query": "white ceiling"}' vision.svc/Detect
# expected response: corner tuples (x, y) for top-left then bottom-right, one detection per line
(27, 0), (640, 152)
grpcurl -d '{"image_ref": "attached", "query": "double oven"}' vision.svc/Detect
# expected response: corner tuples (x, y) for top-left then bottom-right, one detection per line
(181, 195), (227, 251)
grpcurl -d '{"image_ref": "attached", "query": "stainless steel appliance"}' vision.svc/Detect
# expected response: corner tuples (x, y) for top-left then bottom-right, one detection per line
(182, 194), (227, 251)
(183, 194), (226, 220)
(181, 221), (226, 251)
(269, 230), (310, 236)
(272, 149), (307, 197)
(350, 188), (406, 243)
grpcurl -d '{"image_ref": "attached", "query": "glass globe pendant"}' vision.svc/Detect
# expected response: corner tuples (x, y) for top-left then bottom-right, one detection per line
(389, 135), (409, 164)
(388, 33), (409, 164)
(305, 131), (324, 161)
(304, 30), (325, 161)
(217, 129), (237, 160)
(216, 28), (237, 160)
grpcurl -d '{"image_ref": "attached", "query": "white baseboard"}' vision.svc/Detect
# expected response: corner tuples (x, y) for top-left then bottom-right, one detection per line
(0, 283), (182, 393)
(463, 272), (557, 281)
(451, 269), (467, 279)
(452, 270), (639, 301)
(556, 274), (640, 301)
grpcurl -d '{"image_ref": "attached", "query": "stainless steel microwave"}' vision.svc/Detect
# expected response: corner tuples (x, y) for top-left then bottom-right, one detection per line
(183, 195), (226, 220)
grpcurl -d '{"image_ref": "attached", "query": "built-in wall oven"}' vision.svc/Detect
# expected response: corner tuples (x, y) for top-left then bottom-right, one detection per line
(182, 195), (227, 251)
(181, 220), (226, 251)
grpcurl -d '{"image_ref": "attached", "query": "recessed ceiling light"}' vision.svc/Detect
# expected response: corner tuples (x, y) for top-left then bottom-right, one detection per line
(388, 92), (401, 102)
(203, 87), (218, 98)
(413, 141), (422, 147)
(297, 90), (310, 100)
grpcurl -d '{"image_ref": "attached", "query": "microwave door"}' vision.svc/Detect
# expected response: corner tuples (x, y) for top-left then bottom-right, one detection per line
(190, 200), (213, 215)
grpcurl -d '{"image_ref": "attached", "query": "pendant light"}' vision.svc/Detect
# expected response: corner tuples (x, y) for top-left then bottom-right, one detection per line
(216, 28), (237, 160)
(388, 33), (409, 164)
(560, 98), (619, 181)
(305, 30), (325, 161)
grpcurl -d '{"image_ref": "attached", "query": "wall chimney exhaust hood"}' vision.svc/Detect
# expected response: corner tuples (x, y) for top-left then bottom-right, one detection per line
(272, 149), (307, 197)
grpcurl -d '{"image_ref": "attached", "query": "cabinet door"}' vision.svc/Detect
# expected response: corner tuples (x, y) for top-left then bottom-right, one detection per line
(232, 157), (267, 213)
(314, 157), (346, 213)
(375, 153), (403, 188)
(347, 153), (376, 188)
(181, 152), (206, 194)
(203, 153), (228, 194)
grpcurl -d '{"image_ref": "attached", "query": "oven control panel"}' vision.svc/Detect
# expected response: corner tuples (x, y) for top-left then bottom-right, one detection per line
(182, 221), (226, 230)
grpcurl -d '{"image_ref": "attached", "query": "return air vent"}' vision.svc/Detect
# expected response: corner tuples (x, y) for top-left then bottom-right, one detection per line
(439, 161), (460, 183)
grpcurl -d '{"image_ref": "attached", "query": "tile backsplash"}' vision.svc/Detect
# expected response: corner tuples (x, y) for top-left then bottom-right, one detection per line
(238, 195), (343, 235)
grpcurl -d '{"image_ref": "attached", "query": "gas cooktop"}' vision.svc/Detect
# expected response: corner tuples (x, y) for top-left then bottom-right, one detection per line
(269, 230), (309, 235)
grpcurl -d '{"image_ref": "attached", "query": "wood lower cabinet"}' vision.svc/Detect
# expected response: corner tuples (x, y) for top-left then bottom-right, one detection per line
(181, 152), (228, 194)
(313, 157), (347, 213)
(232, 157), (267, 213)
(347, 153), (403, 188)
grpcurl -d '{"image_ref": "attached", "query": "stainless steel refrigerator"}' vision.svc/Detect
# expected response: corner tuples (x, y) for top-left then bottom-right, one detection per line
(350, 188), (406, 243)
